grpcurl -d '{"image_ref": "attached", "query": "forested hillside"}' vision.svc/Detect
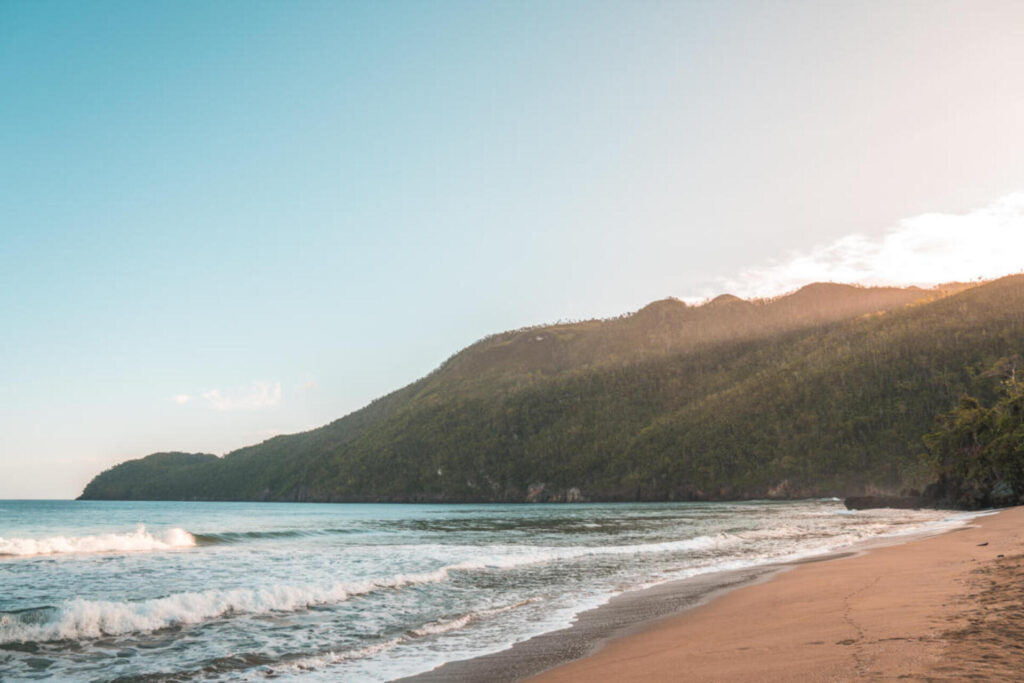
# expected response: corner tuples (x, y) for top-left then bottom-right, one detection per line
(922, 372), (1024, 509)
(79, 277), (1024, 503)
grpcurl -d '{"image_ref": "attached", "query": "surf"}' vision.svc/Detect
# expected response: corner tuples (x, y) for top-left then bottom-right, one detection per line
(0, 525), (195, 557)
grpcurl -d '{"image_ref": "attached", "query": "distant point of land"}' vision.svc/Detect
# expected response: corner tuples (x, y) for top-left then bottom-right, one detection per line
(80, 276), (1023, 508)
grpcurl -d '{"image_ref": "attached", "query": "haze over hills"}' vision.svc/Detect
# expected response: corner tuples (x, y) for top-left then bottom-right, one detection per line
(79, 277), (1023, 503)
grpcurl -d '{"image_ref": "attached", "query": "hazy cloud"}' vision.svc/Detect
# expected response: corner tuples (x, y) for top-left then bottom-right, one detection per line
(172, 394), (192, 405)
(202, 381), (282, 412)
(719, 193), (1024, 299)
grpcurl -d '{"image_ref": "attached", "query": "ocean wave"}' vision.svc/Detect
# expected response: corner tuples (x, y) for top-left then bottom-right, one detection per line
(192, 527), (364, 545)
(424, 533), (738, 569)
(0, 564), (476, 643)
(288, 637), (407, 671)
(0, 534), (730, 642)
(0, 525), (196, 557)
(409, 598), (539, 637)
(265, 599), (541, 678)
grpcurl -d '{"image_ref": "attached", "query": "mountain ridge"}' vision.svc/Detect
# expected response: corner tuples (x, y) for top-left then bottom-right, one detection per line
(79, 277), (1017, 503)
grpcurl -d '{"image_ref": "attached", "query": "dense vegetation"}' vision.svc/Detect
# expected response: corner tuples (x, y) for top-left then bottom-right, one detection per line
(79, 276), (1024, 503)
(922, 364), (1024, 509)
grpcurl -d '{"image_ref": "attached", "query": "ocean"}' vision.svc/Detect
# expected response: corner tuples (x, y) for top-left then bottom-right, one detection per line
(0, 499), (974, 681)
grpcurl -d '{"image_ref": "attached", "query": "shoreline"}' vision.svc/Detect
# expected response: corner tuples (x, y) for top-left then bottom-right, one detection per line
(529, 505), (1024, 682)
(399, 511), (982, 683)
(398, 563), (789, 683)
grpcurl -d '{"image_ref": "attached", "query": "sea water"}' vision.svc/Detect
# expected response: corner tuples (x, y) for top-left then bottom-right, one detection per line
(0, 499), (974, 681)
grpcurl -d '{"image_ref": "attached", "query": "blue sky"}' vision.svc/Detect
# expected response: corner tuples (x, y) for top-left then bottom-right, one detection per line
(3, 1), (1024, 498)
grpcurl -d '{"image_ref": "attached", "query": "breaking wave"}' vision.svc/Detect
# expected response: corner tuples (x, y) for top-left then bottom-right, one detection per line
(0, 525), (195, 557)
(0, 568), (453, 643)
(0, 563), (538, 644)
(0, 535), (729, 643)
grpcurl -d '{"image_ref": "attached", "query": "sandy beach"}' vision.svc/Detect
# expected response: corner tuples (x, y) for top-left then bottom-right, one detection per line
(531, 506), (1024, 682)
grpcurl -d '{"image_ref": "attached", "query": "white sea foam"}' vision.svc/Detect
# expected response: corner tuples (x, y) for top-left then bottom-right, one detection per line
(410, 614), (475, 637)
(0, 525), (196, 557)
(0, 534), (730, 643)
(0, 565), (469, 643)
(410, 598), (539, 637)
(278, 637), (407, 675)
(0, 520), (961, 644)
(431, 533), (738, 573)
(268, 599), (541, 679)
(1, 566), (446, 642)
(397, 513), (979, 683)
(1, 501), (981, 682)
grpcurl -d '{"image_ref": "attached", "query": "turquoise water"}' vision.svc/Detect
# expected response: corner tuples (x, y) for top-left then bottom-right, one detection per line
(0, 500), (971, 681)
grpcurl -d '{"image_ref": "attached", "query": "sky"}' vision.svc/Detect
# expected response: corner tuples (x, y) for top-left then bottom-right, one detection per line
(3, 0), (1024, 499)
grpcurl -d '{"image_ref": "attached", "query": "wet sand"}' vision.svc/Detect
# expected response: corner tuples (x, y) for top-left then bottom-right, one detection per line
(531, 505), (1024, 682)
(400, 563), (790, 682)
(402, 507), (1023, 683)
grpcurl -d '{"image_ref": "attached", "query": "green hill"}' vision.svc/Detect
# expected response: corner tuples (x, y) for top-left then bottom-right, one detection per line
(79, 277), (1024, 503)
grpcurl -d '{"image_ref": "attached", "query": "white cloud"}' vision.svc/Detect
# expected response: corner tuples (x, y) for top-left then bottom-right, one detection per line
(202, 381), (282, 412)
(718, 193), (1024, 299)
(172, 394), (192, 405)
